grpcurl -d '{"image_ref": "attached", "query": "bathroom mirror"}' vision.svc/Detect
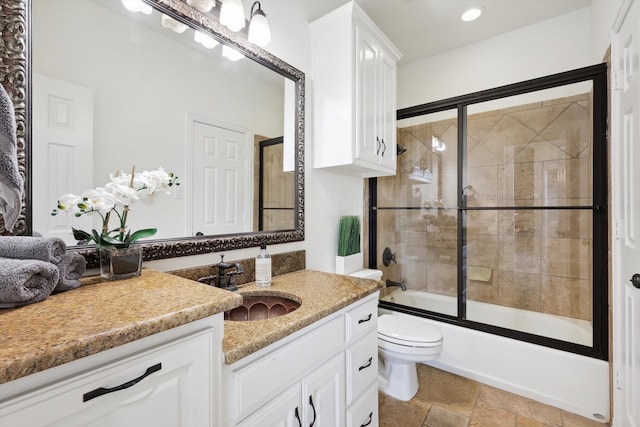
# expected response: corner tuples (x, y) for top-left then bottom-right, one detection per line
(0, 0), (305, 267)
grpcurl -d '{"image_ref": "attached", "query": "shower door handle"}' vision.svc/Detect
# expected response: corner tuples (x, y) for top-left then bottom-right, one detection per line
(631, 273), (640, 289)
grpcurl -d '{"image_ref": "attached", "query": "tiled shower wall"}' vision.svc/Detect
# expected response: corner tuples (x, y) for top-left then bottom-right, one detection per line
(377, 93), (592, 321)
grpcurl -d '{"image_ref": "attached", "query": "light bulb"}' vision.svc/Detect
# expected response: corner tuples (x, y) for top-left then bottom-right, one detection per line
(161, 14), (188, 33)
(121, 0), (152, 14)
(187, 0), (215, 13)
(220, 0), (246, 32)
(222, 45), (244, 61)
(194, 30), (220, 49)
(248, 2), (270, 47)
(461, 7), (483, 22)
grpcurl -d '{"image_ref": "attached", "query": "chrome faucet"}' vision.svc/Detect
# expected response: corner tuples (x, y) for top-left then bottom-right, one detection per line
(197, 254), (243, 291)
(386, 279), (407, 291)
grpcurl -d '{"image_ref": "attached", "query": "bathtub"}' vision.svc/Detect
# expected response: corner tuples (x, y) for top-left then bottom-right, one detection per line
(379, 289), (609, 423)
(381, 289), (592, 346)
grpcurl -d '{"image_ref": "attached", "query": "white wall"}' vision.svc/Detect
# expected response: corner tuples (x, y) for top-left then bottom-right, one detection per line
(398, 8), (594, 109)
(591, 0), (624, 61)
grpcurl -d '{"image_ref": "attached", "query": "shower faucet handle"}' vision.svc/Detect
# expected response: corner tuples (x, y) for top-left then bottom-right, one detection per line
(382, 247), (397, 266)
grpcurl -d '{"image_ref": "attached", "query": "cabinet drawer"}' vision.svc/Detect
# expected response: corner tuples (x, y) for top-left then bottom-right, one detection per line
(228, 316), (344, 420)
(345, 332), (378, 405)
(345, 297), (377, 343)
(0, 330), (214, 427)
(346, 382), (379, 427)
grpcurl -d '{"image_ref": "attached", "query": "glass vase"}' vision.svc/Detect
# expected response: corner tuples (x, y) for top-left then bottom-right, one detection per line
(99, 246), (143, 281)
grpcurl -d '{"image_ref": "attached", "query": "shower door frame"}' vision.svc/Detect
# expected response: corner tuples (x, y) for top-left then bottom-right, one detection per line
(372, 63), (609, 360)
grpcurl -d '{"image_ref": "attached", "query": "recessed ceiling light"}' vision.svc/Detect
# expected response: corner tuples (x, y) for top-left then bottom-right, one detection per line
(461, 6), (483, 22)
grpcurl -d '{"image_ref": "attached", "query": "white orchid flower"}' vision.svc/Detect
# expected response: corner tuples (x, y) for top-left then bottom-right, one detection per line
(106, 179), (140, 206)
(140, 167), (173, 196)
(81, 188), (117, 214)
(56, 193), (83, 214)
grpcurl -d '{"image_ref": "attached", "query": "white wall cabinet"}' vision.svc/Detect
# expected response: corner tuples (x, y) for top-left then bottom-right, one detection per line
(0, 316), (222, 427)
(311, 1), (401, 177)
(224, 293), (379, 427)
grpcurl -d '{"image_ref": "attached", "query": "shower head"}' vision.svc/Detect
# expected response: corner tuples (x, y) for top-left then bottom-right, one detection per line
(397, 144), (407, 155)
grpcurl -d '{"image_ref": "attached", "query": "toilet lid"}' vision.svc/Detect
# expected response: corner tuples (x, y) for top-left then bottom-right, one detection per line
(378, 314), (442, 344)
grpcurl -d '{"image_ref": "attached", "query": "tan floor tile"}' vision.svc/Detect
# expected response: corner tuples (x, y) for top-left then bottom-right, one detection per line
(516, 416), (551, 427)
(561, 411), (610, 427)
(379, 391), (432, 427)
(416, 365), (479, 416)
(477, 385), (562, 426)
(425, 405), (470, 427)
(470, 401), (516, 426)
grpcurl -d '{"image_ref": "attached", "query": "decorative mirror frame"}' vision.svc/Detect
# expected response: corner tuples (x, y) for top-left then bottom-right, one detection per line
(0, 0), (305, 267)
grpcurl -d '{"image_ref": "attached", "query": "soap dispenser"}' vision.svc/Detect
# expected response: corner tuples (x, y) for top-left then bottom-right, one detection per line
(255, 243), (272, 287)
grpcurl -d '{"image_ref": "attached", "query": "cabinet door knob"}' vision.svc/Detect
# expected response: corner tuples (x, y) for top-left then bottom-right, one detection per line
(358, 356), (373, 371)
(360, 412), (373, 427)
(295, 407), (302, 427)
(380, 138), (386, 157)
(376, 137), (382, 155)
(632, 273), (640, 289)
(309, 395), (317, 427)
(83, 363), (162, 402)
(358, 313), (372, 324)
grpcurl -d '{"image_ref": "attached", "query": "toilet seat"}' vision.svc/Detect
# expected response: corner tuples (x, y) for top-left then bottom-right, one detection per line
(378, 314), (443, 348)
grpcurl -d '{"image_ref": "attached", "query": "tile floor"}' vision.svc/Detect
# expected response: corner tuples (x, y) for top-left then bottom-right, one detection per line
(378, 365), (609, 427)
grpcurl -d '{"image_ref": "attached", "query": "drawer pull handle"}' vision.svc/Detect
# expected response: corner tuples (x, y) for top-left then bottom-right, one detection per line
(295, 407), (302, 427)
(83, 363), (162, 402)
(358, 313), (372, 324)
(361, 411), (373, 427)
(358, 357), (373, 371)
(309, 395), (317, 426)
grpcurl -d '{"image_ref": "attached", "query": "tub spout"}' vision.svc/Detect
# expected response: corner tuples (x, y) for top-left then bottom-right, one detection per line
(386, 279), (407, 291)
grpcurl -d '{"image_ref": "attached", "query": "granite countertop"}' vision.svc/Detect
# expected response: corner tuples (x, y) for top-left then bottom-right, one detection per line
(0, 269), (242, 385)
(222, 269), (383, 364)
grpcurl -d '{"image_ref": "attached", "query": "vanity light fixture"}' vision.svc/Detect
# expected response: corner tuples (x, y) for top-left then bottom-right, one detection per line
(248, 1), (271, 47)
(194, 30), (220, 49)
(121, 0), (152, 15)
(220, 0), (246, 32)
(222, 44), (245, 61)
(461, 6), (483, 22)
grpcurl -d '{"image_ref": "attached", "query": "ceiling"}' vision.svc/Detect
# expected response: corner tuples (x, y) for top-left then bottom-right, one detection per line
(298, 0), (591, 64)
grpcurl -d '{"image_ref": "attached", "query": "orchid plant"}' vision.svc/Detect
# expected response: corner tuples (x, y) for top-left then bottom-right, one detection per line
(52, 167), (179, 248)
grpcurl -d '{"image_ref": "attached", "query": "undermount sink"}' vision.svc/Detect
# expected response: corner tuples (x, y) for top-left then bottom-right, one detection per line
(224, 292), (301, 321)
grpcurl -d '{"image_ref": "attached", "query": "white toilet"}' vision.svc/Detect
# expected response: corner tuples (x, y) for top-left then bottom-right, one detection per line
(377, 314), (443, 400)
(347, 269), (444, 401)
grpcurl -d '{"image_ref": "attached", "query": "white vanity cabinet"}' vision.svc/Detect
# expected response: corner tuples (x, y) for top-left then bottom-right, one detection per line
(311, 1), (401, 178)
(224, 293), (379, 427)
(0, 316), (223, 427)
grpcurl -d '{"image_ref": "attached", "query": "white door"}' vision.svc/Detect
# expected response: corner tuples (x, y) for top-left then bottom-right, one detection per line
(378, 49), (397, 171)
(612, 1), (640, 425)
(355, 25), (381, 166)
(235, 383), (302, 427)
(190, 117), (252, 236)
(32, 73), (94, 244)
(301, 354), (345, 427)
